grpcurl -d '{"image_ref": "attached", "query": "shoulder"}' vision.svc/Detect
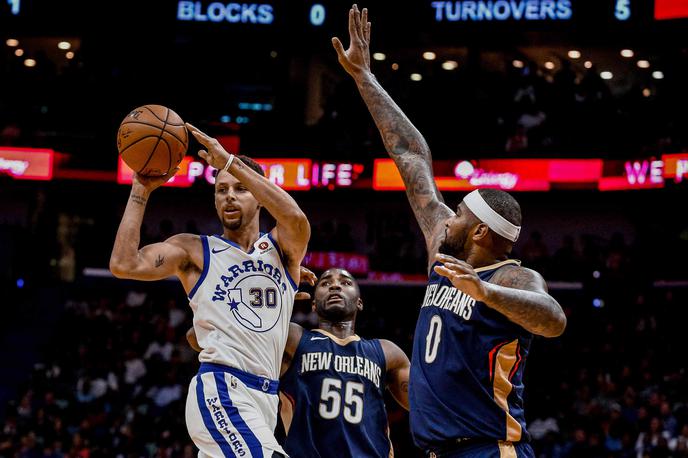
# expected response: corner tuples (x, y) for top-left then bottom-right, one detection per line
(490, 264), (547, 293)
(378, 339), (410, 370)
(285, 323), (306, 353)
(165, 233), (203, 250)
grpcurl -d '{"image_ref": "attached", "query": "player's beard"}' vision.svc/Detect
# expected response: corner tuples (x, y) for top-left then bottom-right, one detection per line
(317, 297), (356, 323)
(223, 216), (242, 230)
(438, 227), (466, 260)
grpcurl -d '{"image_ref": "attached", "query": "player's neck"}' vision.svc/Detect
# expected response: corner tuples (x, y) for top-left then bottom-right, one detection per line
(318, 320), (356, 339)
(465, 248), (507, 269)
(222, 222), (260, 252)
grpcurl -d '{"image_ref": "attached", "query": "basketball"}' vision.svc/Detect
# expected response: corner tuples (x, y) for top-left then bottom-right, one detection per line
(117, 105), (189, 177)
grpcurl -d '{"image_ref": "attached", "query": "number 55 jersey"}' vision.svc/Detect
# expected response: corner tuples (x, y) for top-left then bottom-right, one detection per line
(280, 329), (392, 458)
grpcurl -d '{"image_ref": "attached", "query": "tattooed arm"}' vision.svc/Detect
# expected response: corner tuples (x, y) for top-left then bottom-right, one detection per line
(434, 254), (567, 337)
(332, 6), (454, 261)
(110, 174), (201, 289)
(380, 339), (410, 410)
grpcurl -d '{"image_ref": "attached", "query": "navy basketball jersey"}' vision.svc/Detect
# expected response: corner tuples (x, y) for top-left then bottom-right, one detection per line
(409, 260), (533, 450)
(280, 329), (392, 458)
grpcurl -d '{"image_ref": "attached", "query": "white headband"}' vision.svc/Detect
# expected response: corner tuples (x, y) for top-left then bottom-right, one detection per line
(463, 190), (521, 242)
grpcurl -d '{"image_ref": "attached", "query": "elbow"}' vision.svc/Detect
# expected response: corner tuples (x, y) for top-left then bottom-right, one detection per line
(109, 257), (129, 279)
(542, 310), (567, 338)
(289, 210), (311, 237)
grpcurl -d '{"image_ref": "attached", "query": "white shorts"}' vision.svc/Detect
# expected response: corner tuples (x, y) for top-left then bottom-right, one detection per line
(185, 363), (287, 458)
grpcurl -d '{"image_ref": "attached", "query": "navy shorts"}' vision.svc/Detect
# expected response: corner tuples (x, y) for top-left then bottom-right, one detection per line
(427, 440), (535, 458)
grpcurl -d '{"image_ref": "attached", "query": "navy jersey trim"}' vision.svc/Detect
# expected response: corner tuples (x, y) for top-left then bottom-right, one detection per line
(266, 232), (298, 291)
(188, 235), (210, 300)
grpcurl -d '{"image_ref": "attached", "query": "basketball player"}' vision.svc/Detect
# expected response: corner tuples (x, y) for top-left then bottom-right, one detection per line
(333, 5), (567, 458)
(110, 123), (310, 457)
(189, 267), (410, 457)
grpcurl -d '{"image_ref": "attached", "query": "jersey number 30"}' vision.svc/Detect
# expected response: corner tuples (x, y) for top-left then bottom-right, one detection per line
(319, 378), (364, 424)
(425, 315), (442, 363)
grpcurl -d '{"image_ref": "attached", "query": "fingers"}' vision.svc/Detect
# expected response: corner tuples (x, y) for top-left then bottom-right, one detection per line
(361, 8), (369, 42)
(198, 150), (209, 161)
(352, 4), (362, 40)
(348, 7), (358, 42)
(185, 122), (210, 146)
(295, 292), (312, 301)
(433, 265), (472, 281)
(299, 266), (317, 285)
(331, 37), (345, 58)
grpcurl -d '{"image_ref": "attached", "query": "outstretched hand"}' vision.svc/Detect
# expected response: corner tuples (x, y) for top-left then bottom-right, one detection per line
(433, 253), (489, 302)
(185, 122), (231, 170)
(332, 4), (372, 79)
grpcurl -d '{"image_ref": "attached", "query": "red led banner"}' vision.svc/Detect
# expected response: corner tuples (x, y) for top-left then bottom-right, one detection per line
(374, 158), (603, 191)
(655, 0), (688, 19)
(0, 147), (53, 180)
(117, 156), (364, 190)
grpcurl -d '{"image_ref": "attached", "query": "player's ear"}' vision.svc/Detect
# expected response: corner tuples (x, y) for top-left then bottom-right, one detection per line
(356, 297), (363, 311)
(472, 223), (490, 241)
(311, 300), (316, 313)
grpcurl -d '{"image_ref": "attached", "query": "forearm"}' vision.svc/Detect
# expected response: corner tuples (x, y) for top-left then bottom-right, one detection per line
(228, 158), (308, 231)
(110, 186), (149, 275)
(482, 283), (567, 337)
(353, 72), (445, 235)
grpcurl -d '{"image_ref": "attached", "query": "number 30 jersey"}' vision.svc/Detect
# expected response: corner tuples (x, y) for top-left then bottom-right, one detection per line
(409, 260), (534, 450)
(280, 329), (391, 458)
(189, 233), (297, 381)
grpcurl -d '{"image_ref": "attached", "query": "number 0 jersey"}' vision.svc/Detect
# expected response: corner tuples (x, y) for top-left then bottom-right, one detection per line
(409, 260), (533, 450)
(189, 233), (297, 381)
(279, 329), (392, 458)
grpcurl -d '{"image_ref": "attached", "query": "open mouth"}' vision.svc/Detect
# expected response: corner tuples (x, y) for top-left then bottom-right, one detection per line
(326, 294), (344, 305)
(224, 208), (240, 218)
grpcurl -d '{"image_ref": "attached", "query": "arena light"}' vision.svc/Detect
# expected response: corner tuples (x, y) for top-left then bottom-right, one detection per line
(66, 51), (74, 59)
(512, 59), (524, 68)
(14, 48), (23, 57)
(584, 61), (593, 69)
(600, 71), (613, 80)
(637, 60), (650, 69)
(372, 52), (386, 61)
(422, 51), (436, 61)
(652, 71), (664, 79)
(57, 41), (71, 50)
(441, 60), (458, 70)
(6, 38), (19, 47)
(642, 88), (651, 97)
(544, 61), (555, 70)
(24, 58), (36, 67)
(620, 49), (634, 58)
(391, 63), (399, 71)
(410, 73), (423, 81)
(270, 50), (277, 58)
(567, 50), (581, 59)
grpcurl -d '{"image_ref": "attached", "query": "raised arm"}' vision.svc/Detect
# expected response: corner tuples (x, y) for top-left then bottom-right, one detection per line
(186, 123), (310, 281)
(434, 254), (567, 337)
(379, 339), (410, 410)
(109, 173), (200, 291)
(332, 5), (454, 258)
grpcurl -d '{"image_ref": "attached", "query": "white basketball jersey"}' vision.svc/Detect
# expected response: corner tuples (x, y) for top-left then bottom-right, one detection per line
(189, 233), (297, 381)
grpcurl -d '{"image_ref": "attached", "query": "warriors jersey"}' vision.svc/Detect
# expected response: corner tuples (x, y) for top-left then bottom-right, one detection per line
(280, 329), (391, 458)
(409, 260), (533, 451)
(189, 233), (298, 381)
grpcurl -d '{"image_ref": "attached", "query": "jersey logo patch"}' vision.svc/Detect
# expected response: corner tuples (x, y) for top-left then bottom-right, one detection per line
(211, 246), (231, 254)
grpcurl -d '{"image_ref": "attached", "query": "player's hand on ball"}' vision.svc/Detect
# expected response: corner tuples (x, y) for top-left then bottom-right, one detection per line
(132, 167), (180, 193)
(186, 122), (231, 170)
(434, 253), (488, 302)
(332, 4), (372, 78)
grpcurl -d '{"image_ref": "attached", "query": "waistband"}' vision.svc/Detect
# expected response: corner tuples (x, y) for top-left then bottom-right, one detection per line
(425, 438), (493, 457)
(198, 362), (279, 395)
